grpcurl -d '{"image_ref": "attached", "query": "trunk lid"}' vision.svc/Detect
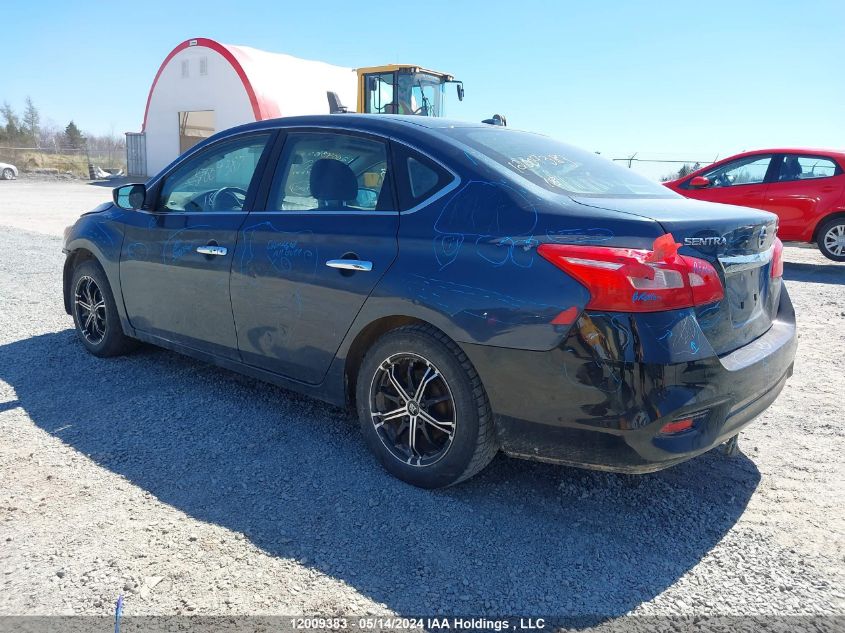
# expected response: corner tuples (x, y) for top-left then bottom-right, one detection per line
(571, 196), (781, 355)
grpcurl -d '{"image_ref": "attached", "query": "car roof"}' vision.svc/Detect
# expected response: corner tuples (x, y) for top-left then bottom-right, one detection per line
(724, 147), (845, 159)
(219, 114), (492, 141)
(239, 114), (487, 131)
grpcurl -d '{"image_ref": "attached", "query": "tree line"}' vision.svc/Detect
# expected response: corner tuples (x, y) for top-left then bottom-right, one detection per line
(0, 96), (124, 154)
(661, 162), (702, 182)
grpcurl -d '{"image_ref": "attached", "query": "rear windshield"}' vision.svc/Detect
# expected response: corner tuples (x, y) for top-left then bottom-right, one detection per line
(451, 127), (677, 198)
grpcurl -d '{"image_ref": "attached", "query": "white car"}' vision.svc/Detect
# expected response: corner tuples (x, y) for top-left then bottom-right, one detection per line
(0, 162), (18, 180)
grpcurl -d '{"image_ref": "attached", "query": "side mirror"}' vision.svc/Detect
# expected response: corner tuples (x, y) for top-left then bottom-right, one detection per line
(113, 183), (147, 210)
(367, 77), (378, 93)
(456, 83), (465, 101)
(689, 176), (711, 188)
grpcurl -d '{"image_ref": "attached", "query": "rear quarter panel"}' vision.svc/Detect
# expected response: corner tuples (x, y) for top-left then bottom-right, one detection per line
(342, 151), (664, 354)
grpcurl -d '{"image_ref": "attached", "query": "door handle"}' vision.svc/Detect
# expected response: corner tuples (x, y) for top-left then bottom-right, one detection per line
(326, 259), (373, 272)
(196, 245), (228, 256)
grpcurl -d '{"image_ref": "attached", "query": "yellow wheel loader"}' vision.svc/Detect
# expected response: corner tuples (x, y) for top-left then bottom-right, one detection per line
(327, 64), (506, 125)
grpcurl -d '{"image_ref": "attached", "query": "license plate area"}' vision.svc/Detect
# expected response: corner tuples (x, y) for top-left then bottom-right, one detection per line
(719, 246), (774, 330)
(725, 265), (764, 326)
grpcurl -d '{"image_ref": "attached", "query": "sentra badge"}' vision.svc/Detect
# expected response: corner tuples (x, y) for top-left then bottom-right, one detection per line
(684, 236), (727, 246)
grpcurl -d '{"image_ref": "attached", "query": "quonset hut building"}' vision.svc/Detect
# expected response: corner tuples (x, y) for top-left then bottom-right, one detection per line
(128, 37), (357, 177)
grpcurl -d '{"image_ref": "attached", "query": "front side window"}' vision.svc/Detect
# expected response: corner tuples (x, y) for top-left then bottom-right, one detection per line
(775, 155), (839, 182)
(269, 132), (391, 211)
(702, 155), (772, 188)
(158, 133), (271, 212)
(451, 127), (675, 198)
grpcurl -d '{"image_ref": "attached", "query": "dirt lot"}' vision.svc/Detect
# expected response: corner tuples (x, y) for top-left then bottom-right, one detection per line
(0, 180), (843, 621)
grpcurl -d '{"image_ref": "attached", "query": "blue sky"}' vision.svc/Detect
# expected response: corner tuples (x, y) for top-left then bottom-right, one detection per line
(4, 0), (844, 176)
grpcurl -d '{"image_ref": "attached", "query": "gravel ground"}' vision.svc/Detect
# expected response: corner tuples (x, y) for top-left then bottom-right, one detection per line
(0, 181), (843, 620)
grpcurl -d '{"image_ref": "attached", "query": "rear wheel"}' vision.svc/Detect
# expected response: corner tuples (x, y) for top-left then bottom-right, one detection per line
(816, 216), (845, 261)
(71, 260), (137, 357)
(1, 168), (14, 180)
(356, 325), (497, 488)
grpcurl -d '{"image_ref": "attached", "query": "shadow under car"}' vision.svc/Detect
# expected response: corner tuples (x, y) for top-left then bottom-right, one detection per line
(0, 330), (760, 619)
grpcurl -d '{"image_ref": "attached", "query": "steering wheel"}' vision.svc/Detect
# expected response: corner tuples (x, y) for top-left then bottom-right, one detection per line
(208, 187), (247, 211)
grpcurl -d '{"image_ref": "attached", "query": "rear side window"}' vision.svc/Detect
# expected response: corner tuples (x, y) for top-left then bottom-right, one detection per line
(394, 147), (453, 210)
(268, 132), (392, 211)
(408, 157), (441, 198)
(775, 155), (840, 181)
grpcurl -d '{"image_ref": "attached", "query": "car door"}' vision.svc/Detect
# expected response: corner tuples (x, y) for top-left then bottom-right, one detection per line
(230, 129), (399, 384)
(762, 153), (845, 241)
(682, 154), (775, 210)
(120, 131), (274, 359)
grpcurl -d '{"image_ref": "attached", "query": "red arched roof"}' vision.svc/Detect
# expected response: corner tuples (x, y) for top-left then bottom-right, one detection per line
(141, 37), (281, 131)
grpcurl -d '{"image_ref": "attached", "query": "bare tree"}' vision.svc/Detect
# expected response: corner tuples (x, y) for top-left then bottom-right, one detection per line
(661, 162), (702, 182)
(22, 97), (41, 146)
(36, 120), (60, 149)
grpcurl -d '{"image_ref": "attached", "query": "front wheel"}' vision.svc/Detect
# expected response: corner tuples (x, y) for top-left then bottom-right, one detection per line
(356, 325), (497, 488)
(71, 260), (137, 357)
(816, 217), (845, 261)
(1, 168), (14, 180)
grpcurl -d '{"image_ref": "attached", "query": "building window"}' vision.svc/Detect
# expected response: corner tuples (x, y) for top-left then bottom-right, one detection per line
(177, 110), (215, 154)
(181, 59), (189, 78)
(199, 57), (208, 76)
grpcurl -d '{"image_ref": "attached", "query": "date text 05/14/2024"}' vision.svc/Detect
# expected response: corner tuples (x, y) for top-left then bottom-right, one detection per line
(290, 618), (547, 631)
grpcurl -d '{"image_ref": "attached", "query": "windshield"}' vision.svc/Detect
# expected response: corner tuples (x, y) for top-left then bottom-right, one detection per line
(453, 128), (677, 198)
(397, 72), (446, 117)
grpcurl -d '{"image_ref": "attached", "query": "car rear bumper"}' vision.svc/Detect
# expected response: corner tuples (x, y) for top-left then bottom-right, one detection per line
(462, 288), (797, 473)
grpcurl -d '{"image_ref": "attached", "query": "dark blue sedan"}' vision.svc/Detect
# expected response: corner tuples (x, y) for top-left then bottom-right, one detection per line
(62, 115), (796, 487)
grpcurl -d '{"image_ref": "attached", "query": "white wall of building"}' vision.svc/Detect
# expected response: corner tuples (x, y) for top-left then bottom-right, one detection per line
(231, 45), (357, 118)
(144, 46), (255, 176)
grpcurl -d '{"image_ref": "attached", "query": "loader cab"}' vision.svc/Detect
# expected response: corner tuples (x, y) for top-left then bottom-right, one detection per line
(357, 65), (463, 117)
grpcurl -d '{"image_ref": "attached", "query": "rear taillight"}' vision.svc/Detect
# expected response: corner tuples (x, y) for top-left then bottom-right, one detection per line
(770, 238), (784, 278)
(659, 410), (710, 435)
(659, 418), (694, 435)
(537, 233), (724, 313)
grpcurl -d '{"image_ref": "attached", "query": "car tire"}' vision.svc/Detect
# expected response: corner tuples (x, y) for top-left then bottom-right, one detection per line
(70, 260), (138, 357)
(816, 216), (845, 262)
(356, 324), (498, 488)
(1, 168), (14, 180)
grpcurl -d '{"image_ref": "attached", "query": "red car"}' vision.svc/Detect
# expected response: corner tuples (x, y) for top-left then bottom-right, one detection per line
(664, 149), (845, 261)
